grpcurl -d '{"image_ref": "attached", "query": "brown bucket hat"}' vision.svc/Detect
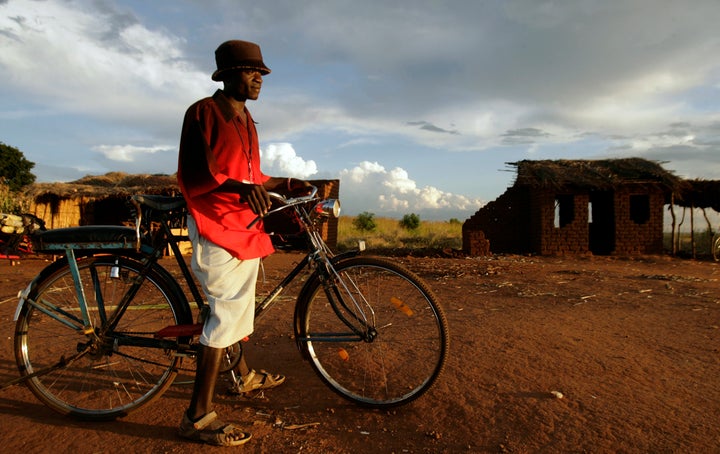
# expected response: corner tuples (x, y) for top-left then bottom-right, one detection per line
(211, 40), (271, 81)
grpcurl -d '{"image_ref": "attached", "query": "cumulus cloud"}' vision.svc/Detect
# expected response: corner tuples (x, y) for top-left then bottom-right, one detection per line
(339, 161), (484, 219)
(260, 143), (318, 178)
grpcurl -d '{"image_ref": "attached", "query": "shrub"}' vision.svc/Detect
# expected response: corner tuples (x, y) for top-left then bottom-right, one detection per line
(399, 213), (421, 231)
(353, 211), (377, 232)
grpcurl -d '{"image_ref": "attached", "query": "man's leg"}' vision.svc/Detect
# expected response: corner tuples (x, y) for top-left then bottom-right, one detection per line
(187, 344), (223, 421)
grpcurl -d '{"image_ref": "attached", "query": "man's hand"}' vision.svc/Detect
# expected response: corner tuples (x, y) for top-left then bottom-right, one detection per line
(237, 183), (271, 215)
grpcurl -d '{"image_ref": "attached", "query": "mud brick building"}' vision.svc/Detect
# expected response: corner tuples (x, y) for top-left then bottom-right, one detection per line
(463, 158), (682, 256)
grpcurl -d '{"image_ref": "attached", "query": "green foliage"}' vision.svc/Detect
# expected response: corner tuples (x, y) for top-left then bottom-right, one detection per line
(352, 211), (377, 232)
(0, 142), (36, 192)
(448, 218), (461, 225)
(399, 213), (421, 231)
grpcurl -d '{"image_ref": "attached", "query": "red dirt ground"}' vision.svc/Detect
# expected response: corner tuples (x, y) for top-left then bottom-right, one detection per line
(0, 252), (718, 453)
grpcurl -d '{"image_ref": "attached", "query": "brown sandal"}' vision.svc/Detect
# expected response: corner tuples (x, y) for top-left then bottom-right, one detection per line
(178, 411), (251, 446)
(229, 369), (286, 395)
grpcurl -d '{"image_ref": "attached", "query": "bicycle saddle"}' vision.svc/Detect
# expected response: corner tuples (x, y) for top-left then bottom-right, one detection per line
(133, 195), (186, 211)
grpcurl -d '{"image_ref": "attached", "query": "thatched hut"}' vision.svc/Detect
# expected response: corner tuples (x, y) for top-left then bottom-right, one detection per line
(24, 172), (180, 228)
(463, 158), (685, 256)
(23, 172), (340, 249)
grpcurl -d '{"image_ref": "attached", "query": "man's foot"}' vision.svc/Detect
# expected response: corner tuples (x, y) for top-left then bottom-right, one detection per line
(178, 411), (251, 446)
(229, 369), (285, 395)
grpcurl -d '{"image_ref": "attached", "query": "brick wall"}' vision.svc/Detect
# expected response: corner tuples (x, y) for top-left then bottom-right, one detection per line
(462, 186), (531, 255)
(612, 186), (665, 254)
(535, 190), (590, 255)
(463, 183), (667, 256)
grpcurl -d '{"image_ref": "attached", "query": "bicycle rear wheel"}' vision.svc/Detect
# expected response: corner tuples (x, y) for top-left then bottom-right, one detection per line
(14, 254), (192, 420)
(296, 256), (449, 408)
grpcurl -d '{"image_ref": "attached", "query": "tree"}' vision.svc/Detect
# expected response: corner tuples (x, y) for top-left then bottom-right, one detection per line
(353, 212), (377, 232)
(399, 213), (421, 231)
(0, 142), (36, 192)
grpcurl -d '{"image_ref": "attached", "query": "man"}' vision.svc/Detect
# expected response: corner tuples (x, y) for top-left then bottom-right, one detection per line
(177, 39), (307, 447)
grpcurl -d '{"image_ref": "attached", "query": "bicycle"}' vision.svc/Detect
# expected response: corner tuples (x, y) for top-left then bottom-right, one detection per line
(10, 186), (449, 420)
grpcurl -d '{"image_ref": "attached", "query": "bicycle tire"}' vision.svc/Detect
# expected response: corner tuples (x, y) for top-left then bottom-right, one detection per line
(713, 233), (720, 262)
(295, 256), (449, 408)
(14, 254), (192, 420)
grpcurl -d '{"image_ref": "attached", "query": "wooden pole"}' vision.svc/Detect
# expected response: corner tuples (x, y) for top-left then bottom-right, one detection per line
(669, 194), (677, 255)
(691, 204), (695, 259)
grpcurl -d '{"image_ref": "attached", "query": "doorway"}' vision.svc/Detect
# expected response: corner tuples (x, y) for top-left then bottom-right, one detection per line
(589, 192), (615, 255)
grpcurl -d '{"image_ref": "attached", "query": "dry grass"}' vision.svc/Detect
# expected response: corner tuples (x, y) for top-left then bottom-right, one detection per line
(336, 216), (462, 252)
(0, 182), (31, 214)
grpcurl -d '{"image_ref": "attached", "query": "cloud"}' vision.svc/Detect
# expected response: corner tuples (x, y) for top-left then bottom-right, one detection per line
(406, 121), (459, 135)
(502, 127), (552, 145)
(93, 144), (175, 162)
(260, 143), (318, 178)
(0, 0), (210, 132)
(339, 161), (484, 219)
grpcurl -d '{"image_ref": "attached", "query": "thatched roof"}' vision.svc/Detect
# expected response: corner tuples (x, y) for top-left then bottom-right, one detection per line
(509, 158), (683, 192)
(24, 172), (180, 200)
(676, 179), (720, 211)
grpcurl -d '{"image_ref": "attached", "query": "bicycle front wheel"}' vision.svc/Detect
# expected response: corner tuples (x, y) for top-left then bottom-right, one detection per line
(14, 254), (192, 420)
(297, 256), (449, 408)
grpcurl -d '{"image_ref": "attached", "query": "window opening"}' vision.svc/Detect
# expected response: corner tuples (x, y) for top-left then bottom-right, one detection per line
(554, 195), (575, 228)
(629, 194), (650, 224)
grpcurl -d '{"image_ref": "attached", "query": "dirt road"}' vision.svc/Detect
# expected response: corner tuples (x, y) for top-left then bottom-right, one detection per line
(0, 252), (718, 453)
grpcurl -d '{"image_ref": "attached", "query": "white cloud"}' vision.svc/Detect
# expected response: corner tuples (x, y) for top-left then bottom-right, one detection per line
(93, 144), (174, 162)
(260, 143), (318, 178)
(0, 0), (209, 128)
(339, 161), (484, 219)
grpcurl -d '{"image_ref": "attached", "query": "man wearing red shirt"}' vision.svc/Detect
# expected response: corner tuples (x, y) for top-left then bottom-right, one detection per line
(177, 39), (307, 446)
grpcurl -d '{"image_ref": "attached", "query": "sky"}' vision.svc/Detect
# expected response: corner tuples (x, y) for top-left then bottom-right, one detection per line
(1, 0), (720, 220)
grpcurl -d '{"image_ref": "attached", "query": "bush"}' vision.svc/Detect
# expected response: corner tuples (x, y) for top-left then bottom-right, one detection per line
(352, 211), (377, 232)
(399, 213), (421, 231)
(0, 142), (36, 192)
